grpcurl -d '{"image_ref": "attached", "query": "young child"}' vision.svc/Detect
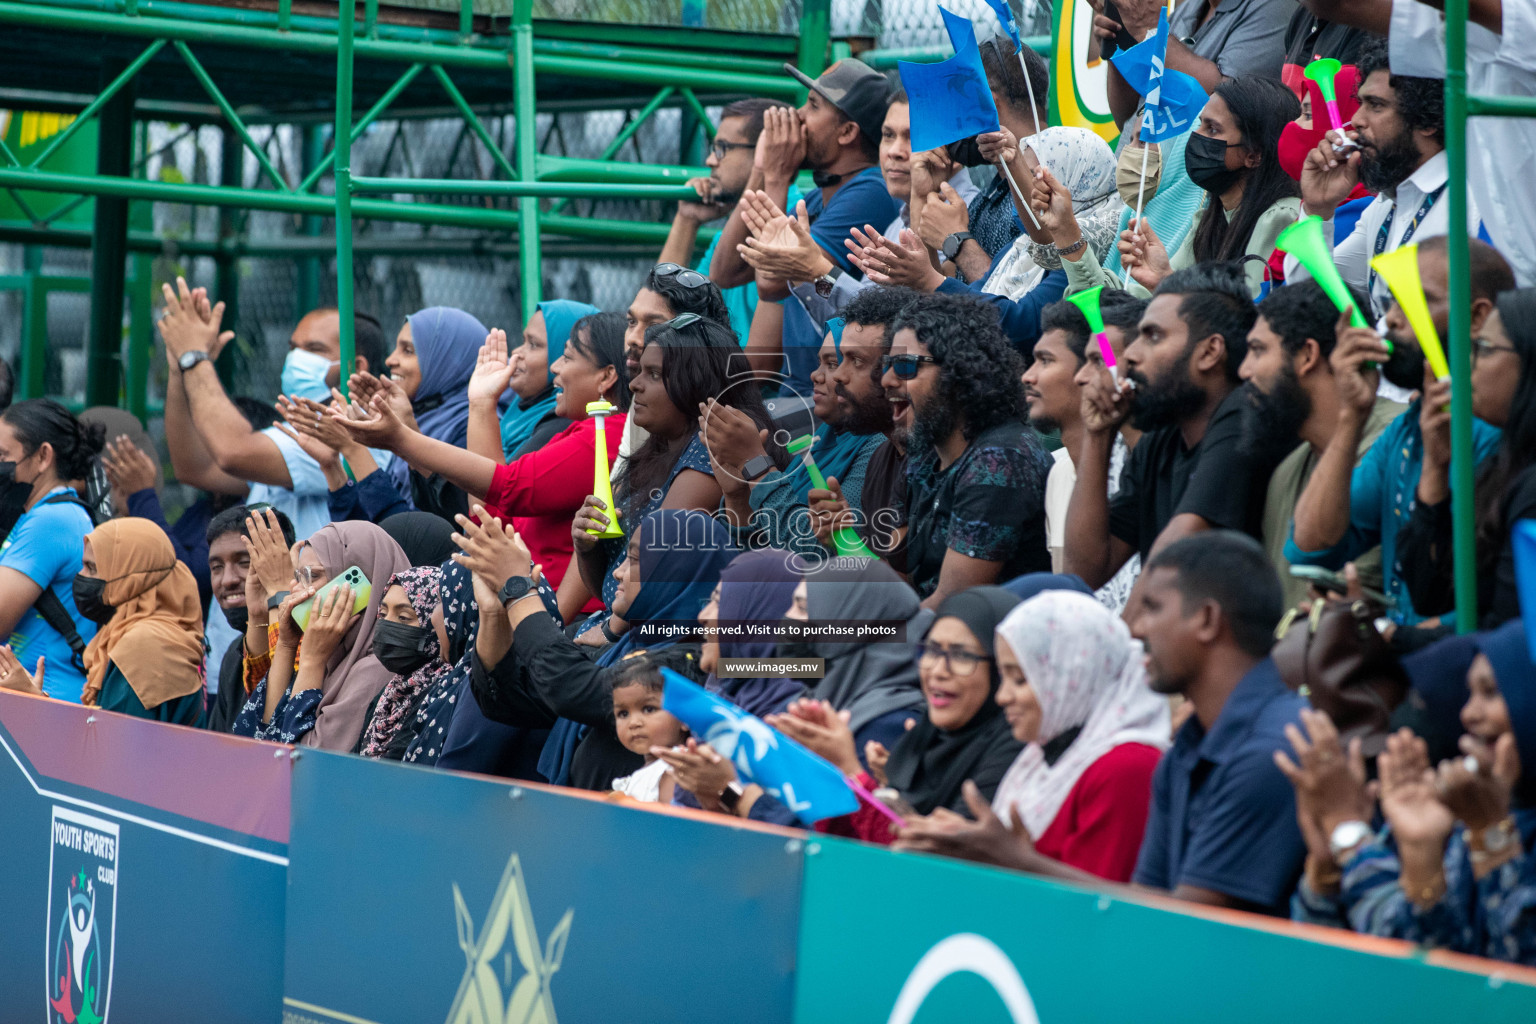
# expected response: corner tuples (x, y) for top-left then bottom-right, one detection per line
(609, 648), (698, 803)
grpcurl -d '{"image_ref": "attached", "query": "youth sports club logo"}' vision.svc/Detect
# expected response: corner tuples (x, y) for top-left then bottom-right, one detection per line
(46, 806), (119, 1024)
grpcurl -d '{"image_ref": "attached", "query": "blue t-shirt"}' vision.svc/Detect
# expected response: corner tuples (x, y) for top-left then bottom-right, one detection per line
(1132, 658), (1308, 915)
(781, 168), (901, 393)
(698, 232), (757, 348)
(0, 488), (97, 702)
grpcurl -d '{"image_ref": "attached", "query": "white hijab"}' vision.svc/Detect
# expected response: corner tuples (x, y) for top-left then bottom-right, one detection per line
(990, 591), (1170, 838)
(984, 126), (1123, 300)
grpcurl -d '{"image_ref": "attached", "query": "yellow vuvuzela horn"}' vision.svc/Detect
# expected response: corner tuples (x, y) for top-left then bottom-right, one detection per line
(585, 400), (624, 538)
(1371, 243), (1451, 381)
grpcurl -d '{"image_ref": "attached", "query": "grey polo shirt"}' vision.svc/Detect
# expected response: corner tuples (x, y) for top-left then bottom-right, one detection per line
(1168, 0), (1295, 80)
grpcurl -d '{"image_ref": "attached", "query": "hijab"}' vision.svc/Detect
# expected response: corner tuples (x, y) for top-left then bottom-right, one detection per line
(499, 300), (599, 457)
(1475, 620), (1536, 810)
(884, 587), (1024, 816)
(985, 128), (1123, 300)
(780, 318), (880, 501)
(990, 591), (1171, 836)
(358, 566), (445, 758)
(379, 511), (458, 567)
(1001, 571), (1094, 602)
(708, 548), (807, 717)
(401, 561), (482, 764)
(537, 508), (737, 786)
(1278, 65), (1363, 183)
(804, 558), (932, 734)
(298, 521), (412, 751)
(391, 307), (487, 494)
(79, 518), (204, 709)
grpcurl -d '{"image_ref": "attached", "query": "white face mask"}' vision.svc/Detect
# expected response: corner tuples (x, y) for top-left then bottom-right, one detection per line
(281, 348), (339, 404)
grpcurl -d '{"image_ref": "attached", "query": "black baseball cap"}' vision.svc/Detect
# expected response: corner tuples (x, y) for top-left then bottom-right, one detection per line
(782, 58), (890, 147)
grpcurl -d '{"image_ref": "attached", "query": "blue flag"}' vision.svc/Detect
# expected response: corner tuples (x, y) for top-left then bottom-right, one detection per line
(897, 8), (1001, 153)
(1515, 519), (1536, 662)
(660, 668), (858, 822)
(1109, 9), (1207, 142)
(980, 0), (1022, 48)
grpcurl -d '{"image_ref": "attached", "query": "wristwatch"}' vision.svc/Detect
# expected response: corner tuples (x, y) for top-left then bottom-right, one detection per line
(1328, 819), (1373, 863)
(940, 231), (974, 262)
(1471, 817), (1518, 856)
(813, 272), (837, 297)
(497, 575), (536, 608)
(266, 590), (290, 611)
(717, 780), (745, 813)
(741, 453), (775, 482)
(178, 350), (212, 372)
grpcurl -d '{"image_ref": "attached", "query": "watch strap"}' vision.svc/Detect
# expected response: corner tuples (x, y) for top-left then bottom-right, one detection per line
(741, 453), (775, 481)
(179, 350), (211, 371)
(497, 575), (535, 607)
(266, 590), (290, 611)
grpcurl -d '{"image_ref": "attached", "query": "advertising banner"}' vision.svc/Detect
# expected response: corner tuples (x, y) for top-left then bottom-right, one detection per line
(282, 750), (804, 1024)
(0, 691), (290, 1024)
(794, 836), (1536, 1023)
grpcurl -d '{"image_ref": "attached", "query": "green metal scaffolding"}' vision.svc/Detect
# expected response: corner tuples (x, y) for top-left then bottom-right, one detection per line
(0, 0), (830, 409)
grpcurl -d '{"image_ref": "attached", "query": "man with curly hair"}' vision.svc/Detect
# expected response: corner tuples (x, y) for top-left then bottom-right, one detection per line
(1284, 36), (1466, 320)
(882, 293), (1050, 605)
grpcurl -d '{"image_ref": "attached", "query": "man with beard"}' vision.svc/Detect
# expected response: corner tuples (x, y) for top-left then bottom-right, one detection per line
(883, 293), (1050, 605)
(709, 309), (889, 558)
(1026, 293), (1147, 596)
(1064, 262), (1290, 602)
(658, 98), (790, 346)
(202, 503), (294, 732)
(1286, 38), (1467, 319)
(1287, 236), (1510, 625)
(807, 287), (919, 567)
(1240, 280), (1405, 608)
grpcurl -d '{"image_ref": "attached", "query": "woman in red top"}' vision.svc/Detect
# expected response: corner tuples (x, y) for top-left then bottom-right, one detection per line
(335, 312), (628, 620)
(894, 588), (1169, 883)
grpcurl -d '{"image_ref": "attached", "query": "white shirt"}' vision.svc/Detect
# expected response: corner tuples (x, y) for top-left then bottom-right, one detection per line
(1043, 434), (1141, 614)
(611, 758), (669, 802)
(1388, 0), (1536, 285)
(1284, 150), (1470, 317)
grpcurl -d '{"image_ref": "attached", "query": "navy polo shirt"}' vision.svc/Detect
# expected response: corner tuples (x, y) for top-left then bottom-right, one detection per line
(1132, 658), (1308, 915)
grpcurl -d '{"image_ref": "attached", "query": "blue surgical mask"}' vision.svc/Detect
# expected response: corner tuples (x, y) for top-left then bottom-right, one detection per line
(281, 348), (338, 403)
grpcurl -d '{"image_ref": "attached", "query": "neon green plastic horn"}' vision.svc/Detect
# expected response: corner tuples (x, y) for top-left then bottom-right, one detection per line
(1066, 286), (1118, 375)
(786, 434), (876, 559)
(1303, 57), (1346, 135)
(1274, 216), (1373, 332)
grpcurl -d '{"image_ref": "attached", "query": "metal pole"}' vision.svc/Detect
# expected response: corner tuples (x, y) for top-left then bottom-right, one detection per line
(86, 57), (135, 408)
(20, 246), (47, 400)
(1443, 0), (1476, 632)
(215, 127), (242, 386)
(298, 124), (323, 314)
(335, 0), (356, 397)
(796, 0), (831, 78)
(513, 0), (540, 321)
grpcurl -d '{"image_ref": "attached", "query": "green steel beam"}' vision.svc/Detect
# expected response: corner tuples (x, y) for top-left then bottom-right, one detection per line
(350, 175), (695, 198)
(1444, 0), (1475, 631)
(335, 0), (356, 397)
(430, 63), (518, 181)
(19, 248), (49, 400)
(860, 37), (1052, 68)
(126, 253), (152, 422)
(532, 19), (799, 57)
(513, 0), (540, 319)
(796, 0), (831, 78)
(531, 38), (783, 76)
(27, 38), (165, 170)
(546, 87), (679, 216)
(678, 88), (717, 140)
(1465, 94), (1536, 118)
(174, 40), (290, 192)
(297, 63), (426, 194)
(535, 154), (706, 184)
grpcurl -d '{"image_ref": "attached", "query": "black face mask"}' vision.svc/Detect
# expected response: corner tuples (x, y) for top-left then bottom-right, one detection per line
(945, 136), (991, 169)
(223, 604), (250, 634)
(372, 619), (439, 677)
(0, 462), (30, 543)
(1184, 132), (1245, 195)
(72, 574), (116, 625)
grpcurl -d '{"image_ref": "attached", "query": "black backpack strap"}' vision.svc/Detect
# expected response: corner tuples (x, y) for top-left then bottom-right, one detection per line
(33, 588), (88, 673)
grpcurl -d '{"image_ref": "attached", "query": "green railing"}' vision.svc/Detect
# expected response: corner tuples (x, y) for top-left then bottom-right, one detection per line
(1442, 0), (1531, 631)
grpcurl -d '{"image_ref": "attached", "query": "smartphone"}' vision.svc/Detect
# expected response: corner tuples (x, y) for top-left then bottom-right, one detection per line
(292, 565), (372, 631)
(873, 787), (917, 818)
(1288, 565), (1395, 609)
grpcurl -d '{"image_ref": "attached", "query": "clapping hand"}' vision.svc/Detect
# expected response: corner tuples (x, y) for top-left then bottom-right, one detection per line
(653, 738), (739, 812)
(894, 781), (1036, 867)
(0, 645), (43, 696)
(159, 276), (233, 366)
(847, 226), (944, 292)
(330, 392), (411, 450)
(765, 698), (863, 777)
(348, 371), (418, 432)
(738, 199), (833, 284)
(468, 330), (517, 406)
(452, 505), (536, 588)
(1436, 732), (1520, 832)
(101, 434), (157, 514)
(1378, 728), (1454, 847)
(1274, 708), (1372, 864)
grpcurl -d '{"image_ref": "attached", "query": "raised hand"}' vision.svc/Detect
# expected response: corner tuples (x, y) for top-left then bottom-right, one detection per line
(1436, 732), (1519, 832)
(452, 505), (534, 587)
(0, 645), (43, 696)
(243, 507), (298, 604)
(468, 329), (516, 406)
(101, 434), (157, 513)
(330, 393), (409, 451)
(866, 740), (891, 787)
(916, 181), (971, 253)
(1032, 165), (1079, 242)
(159, 276), (233, 366)
(296, 583), (356, 668)
(765, 698), (863, 777)
(738, 189), (787, 242)
(738, 199), (833, 284)
(1378, 728), (1455, 847)
(1274, 708), (1372, 863)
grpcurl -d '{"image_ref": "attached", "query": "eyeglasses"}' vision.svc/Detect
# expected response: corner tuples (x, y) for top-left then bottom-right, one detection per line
(1472, 337), (1518, 360)
(708, 139), (754, 161)
(294, 565), (327, 588)
(881, 353), (939, 380)
(652, 262), (711, 291)
(918, 642), (989, 677)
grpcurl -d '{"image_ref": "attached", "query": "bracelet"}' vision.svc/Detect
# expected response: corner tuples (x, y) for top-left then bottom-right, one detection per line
(1053, 237), (1086, 257)
(1402, 873), (1447, 910)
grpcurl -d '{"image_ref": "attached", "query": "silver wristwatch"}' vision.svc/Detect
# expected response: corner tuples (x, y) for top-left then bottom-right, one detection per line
(1328, 819), (1373, 863)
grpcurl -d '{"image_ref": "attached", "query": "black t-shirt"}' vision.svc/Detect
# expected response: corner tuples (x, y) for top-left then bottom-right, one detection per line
(1109, 388), (1288, 560)
(858, 437), (909, 572)
(1282, 10), (1375, 94)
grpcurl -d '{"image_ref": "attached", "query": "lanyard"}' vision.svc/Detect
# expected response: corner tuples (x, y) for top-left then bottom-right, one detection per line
(1368, 183), (1446, 296)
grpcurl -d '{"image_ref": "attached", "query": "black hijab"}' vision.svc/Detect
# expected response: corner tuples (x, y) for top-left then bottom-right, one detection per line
(884, 586), (1024, 816)
(380, 512), (458, 568)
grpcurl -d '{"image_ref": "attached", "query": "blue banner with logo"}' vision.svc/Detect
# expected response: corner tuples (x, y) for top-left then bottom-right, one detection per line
(898, 8), (1002, 153)
(0, 691), (290, 1024)
(282, 749), (803, 1024)
(1109, 9), (1207, 142)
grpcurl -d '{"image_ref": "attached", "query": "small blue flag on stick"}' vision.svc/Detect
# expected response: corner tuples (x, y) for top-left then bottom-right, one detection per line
(897, 8), (1001, 154)
(1109, 9), (1208, 142)
(660, 668), (858, 822)
(1514, 519), (1536, 662)
(981, 0), (1022, 48)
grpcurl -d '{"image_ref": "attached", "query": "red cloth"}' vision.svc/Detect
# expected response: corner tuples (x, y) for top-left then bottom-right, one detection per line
(1032, 743), (1161, 882)
(484, 412), (626, 613)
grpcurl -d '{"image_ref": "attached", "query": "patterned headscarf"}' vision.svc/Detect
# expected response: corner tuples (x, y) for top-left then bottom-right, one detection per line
(358, 566), (445, 758)
(401, 561), (481, 765)
(990, 590), (1170, 837)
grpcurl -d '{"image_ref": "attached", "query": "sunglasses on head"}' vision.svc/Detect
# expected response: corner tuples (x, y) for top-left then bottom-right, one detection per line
(881, 353), (938, 380)
(665, 312), (705, 332)
(653, 263), (711, 291)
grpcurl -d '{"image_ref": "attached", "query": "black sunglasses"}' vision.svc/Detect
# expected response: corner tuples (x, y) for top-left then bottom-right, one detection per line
(653, 262), (711, 291)
(881, 353), (938, 380)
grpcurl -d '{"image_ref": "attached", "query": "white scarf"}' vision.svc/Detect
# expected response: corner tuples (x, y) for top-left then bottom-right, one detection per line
(990, 591), (1170, 838)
